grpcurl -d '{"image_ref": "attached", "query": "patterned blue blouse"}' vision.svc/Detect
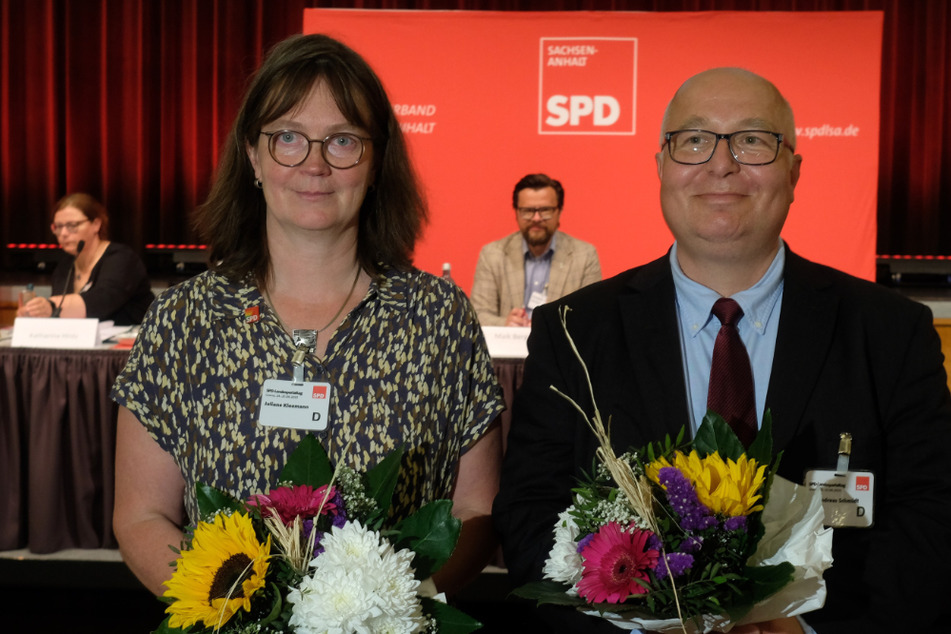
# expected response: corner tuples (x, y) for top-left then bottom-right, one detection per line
(112, 267), (504, 523)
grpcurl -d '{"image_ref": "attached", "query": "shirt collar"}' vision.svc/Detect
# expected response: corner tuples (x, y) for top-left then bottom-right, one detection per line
(522, 232), (557, 260)
(204, 273), (263, 322)
(670, 240), (785, 338)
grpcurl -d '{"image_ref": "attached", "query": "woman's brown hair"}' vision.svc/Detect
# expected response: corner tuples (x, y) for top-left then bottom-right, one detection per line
(54, 192), (109, 239)
(193, 34), (427, 283)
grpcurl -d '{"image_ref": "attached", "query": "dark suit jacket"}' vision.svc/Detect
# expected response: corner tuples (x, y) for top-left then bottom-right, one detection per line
(494, 248), (951, 633)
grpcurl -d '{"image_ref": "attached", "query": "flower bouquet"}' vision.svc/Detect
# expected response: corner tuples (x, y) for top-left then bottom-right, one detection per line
(153, 435), (481, 633)
(513, 307), (832, 633)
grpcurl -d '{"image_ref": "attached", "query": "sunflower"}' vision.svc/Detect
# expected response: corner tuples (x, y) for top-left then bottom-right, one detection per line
(163, 511), (272, 631)
(646, 450), (766, 518)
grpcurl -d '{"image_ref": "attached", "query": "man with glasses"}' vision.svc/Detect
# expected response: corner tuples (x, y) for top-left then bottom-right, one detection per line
(470, 173), (601, 326)
(495, 68), (951, 632)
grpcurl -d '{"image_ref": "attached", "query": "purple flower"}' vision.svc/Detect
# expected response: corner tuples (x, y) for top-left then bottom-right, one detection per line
(680, 535), (703, 553)
(577, 532), (596, 554)
(658, 467), (716, 532)
(312, 530), (326, 556)
(303, 517), (315, 540)
(329, 489), (347, 527)
(302, 519), (327, 556)
(655, 552), (695, 580)
(723, 515), (748, 532)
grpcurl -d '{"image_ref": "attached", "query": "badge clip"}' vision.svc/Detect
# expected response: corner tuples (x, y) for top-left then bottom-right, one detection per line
(804, 431), (874, 528)
(291, 329), (316, 383)
(836, 432), (852, 474)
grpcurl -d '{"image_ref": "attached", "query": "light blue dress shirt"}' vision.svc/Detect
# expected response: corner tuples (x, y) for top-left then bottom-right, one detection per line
(523, 233), (556, 318)
(667, 241), (817, 634)
(670, 240), (785, 435)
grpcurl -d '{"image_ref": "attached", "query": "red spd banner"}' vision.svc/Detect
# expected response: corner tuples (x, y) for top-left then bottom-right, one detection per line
(304, 10), (882, 289)
(540, 38), (637, 135)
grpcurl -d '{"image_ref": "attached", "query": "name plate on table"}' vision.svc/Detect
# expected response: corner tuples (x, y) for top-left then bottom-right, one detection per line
(482, 326), (530, 359)
(11, 317), (101, 349)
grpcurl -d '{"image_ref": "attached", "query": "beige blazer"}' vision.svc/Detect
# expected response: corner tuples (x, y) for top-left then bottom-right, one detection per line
(469, 231), (601, 326)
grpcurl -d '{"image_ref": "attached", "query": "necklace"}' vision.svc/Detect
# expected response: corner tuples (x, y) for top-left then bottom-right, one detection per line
(263, 265), (362, 353)
(75, 241), (107, 281)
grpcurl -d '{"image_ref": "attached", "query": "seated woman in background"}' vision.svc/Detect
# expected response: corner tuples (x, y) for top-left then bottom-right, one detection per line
(16, 192), (155, 325)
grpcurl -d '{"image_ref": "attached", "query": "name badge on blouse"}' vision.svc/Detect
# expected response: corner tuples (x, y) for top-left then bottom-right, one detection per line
(258, 379), (330, 431)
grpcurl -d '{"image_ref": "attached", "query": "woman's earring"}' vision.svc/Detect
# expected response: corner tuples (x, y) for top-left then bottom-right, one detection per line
(254, 178), (263, 189)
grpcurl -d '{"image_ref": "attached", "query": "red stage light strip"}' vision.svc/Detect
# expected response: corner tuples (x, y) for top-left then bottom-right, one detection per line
(144, 244), (207, 250)
(877, 254), (951, 260)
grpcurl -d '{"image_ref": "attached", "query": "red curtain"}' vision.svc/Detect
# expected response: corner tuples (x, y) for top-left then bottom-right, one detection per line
(1, 0), (949, 256)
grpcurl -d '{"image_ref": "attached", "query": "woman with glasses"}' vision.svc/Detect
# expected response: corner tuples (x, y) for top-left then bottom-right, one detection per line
(111, 34), (504, 599)
(16, 192), (154, 325)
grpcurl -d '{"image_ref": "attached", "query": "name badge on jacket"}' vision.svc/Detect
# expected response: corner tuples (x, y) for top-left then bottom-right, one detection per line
(805, 469), (874, 528)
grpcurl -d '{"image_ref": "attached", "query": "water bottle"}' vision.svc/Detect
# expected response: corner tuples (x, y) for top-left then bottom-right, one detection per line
(441, 262), (453, 283)
(18, 283), (35, 307)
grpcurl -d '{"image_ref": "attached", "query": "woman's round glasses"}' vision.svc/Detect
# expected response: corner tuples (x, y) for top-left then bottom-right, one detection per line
(260, 130), (372, 169)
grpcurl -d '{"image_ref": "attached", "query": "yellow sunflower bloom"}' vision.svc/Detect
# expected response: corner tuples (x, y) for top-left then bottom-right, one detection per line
(163, 511), (272, 631)
(646, 450), (767, 517)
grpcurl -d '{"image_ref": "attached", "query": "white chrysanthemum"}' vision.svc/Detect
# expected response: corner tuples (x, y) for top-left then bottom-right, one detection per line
(288, 521), (428, 634)
(543, 507), (584, 593)
(367, 611), (428, 634)
(289, 565), (380, 634)
(313, 519), (388, 569)
(375, 546), (424, 617)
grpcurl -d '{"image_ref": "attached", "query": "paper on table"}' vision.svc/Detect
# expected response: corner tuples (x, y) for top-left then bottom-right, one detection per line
(481, 326), (530, 358)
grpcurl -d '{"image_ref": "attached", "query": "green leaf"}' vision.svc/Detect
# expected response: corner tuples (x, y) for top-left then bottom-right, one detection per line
(258, 581), (286, 626)
(510, 580), (589, 606)
(694, 411), (745, 460)
(280, 433), (333, 487)
(391, 500), (460, 579)
(195, 483), (242, 518)
(746, 410), (775, 466)
(746, 562), (795, 602)
(713, 563), (795, 622)
(365, 445), (405, 511)
(422, 597), (483, 633)
(673, 426), (686, 448)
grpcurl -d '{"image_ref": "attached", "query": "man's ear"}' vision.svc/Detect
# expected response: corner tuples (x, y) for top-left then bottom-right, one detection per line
(789, 153), (803, 189)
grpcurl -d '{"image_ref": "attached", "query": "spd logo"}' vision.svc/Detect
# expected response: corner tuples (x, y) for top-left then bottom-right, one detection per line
(539, 37), (637, 135)
(312, 385), (328, 399)
(854, 475), (870, 491)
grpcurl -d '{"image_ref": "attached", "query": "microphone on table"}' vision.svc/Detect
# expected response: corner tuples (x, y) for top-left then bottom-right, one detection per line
(52, 239), (84, 318)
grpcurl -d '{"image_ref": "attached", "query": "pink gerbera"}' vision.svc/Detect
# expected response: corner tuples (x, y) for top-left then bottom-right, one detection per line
(247, 484), (340, 525)
(576, 522), (659, 604)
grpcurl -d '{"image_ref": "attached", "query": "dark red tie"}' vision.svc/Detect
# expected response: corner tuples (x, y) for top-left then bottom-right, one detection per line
(707, 298), (757, 447)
